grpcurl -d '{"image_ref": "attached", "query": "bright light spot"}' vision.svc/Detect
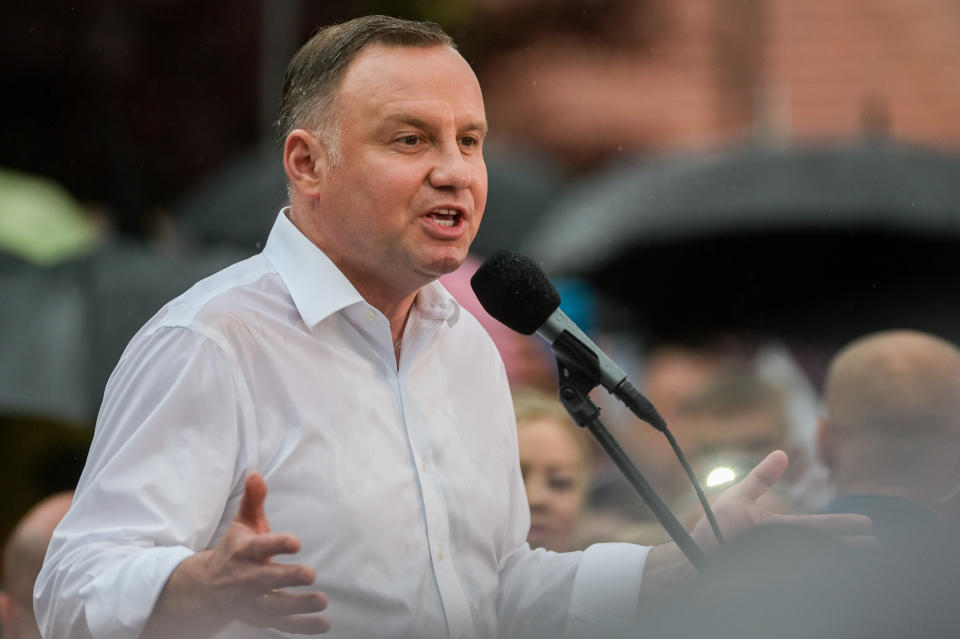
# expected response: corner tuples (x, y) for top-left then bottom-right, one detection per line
(706, 466), (737, 488)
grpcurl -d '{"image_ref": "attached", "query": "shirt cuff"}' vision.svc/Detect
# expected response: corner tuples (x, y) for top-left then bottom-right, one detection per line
(562, 542), (651, 639)
(80, 546), (195, 639)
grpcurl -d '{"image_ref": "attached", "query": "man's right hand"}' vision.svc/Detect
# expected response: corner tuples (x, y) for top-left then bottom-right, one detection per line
(142, 472), (330, 638)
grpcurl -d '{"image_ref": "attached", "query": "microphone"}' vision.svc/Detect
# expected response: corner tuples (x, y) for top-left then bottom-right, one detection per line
(470, 250), (667, 432)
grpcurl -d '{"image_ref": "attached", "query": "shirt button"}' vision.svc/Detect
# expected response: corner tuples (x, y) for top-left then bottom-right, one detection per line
(438, 549), (445, 560)
(421, 461), (427, 472)
(364, 310), (375, 320)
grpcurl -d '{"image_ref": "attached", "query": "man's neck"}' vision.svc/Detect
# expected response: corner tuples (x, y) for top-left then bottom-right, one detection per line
(285, 202), (429, 363)
(357, 284), (419, 366)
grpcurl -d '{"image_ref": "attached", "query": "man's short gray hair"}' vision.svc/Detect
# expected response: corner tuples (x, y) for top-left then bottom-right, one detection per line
(275, 14), (455, 162)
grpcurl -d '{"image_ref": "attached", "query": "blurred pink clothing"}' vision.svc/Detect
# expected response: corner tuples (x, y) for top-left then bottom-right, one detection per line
(440, 256), (557, 391)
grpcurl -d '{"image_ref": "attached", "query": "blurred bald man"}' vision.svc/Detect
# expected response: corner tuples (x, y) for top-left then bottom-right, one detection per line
(1, 492), (73, 639)
(819, 330), (960, 541)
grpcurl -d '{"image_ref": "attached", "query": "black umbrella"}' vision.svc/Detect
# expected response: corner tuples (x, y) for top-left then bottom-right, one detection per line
(0, 242), (247, 424)
(0, 259), (92, 423)
(522, 142), (960, 345)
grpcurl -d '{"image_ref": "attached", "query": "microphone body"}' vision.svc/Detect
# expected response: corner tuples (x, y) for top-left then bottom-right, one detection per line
(540, 308), (666, 430)
(537, 306), (626, 390)
(470, 250), (666, 431)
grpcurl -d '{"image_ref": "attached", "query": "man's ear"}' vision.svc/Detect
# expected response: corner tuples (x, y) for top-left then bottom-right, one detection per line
(0, 590), (23, 636)
(283, 129), (329, 199)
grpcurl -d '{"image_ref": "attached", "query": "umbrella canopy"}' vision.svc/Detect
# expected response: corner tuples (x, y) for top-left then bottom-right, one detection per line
(522, 143), (960, 345)
(469, 144), (564, 258)
(0, 260), (92, 422)
(0, 242), (247, 424)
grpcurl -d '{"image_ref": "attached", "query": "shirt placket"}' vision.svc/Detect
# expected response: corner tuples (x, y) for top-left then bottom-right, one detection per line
(397, 315), (476, 639)
(351, 303), (476, 639)
(398, 388), (475, 639)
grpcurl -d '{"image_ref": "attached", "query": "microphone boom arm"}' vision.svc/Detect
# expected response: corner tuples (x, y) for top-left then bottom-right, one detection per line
(553, 331), (706, 569)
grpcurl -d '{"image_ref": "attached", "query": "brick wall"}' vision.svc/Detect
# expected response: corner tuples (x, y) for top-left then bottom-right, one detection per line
(477, 0), (960, 169)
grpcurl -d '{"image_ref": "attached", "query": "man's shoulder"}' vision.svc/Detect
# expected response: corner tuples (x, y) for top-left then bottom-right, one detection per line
(441, 301), (508, 368)
(148, 253), (288, 335)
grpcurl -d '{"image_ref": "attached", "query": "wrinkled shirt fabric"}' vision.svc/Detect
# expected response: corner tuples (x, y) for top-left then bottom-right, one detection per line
(35, 210), (649, 639)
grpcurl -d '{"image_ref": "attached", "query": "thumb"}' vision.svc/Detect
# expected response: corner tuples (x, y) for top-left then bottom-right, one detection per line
(237, 472), (270, 533)
(727, 450), (789, 503)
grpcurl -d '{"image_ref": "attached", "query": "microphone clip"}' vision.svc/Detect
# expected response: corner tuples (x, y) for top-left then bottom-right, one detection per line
(554, 331), (602, 428)
(552, 331), (707, 569)
(554, 329), (603, 392)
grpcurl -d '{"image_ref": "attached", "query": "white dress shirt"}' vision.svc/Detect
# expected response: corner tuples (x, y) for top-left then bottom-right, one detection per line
(35, 210), (650, 639)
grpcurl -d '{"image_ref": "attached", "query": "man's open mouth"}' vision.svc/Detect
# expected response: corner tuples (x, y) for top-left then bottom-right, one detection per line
(428, 208), (461, 227)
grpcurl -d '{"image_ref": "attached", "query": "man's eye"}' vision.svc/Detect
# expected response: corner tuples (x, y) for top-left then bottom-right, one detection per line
(399, 135), (421, 145)
(461, 136), (479, 147)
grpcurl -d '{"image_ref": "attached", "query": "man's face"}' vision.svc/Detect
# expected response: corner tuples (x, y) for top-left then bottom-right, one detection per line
(312, 43), (488, 296)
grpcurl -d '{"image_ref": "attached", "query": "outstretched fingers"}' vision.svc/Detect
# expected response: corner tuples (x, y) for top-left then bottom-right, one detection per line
(236, 532), (302, 562)
(234, 562), (317, 592)
(725, 450), (789, 502)
(258, 590), (328, 617)
(238, 472), (271, 533)
(174, 473), (332, 635)
(244, 590), (331, 634)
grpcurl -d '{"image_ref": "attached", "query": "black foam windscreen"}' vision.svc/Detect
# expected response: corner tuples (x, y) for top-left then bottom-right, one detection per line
(470, 250), (562, 335)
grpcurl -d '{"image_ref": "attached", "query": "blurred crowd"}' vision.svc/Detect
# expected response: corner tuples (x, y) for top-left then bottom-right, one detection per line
(442, 260), (960, 552)
(445, 261), (959, 638)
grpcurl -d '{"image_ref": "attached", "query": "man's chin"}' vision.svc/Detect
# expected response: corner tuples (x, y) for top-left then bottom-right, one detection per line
(421, 253), (468, 278)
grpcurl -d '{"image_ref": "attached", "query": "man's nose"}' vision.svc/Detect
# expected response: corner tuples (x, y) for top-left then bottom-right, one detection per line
(428, 142), (472, 190)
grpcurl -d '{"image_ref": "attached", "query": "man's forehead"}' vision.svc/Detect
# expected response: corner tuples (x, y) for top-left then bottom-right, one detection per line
(339, 42), (480, 96)
(335, 44), (486, 128)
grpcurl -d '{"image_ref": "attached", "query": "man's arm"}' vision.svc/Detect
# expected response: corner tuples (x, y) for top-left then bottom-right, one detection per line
(33, 326), (310, 639)
(142, 473), (329, 638)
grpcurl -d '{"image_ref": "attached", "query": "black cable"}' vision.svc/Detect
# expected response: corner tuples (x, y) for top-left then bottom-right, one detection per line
(662, 426), (725, 546)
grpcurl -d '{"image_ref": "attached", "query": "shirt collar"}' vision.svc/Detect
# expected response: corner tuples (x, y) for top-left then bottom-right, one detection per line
(263, 208), (364, 327)
(262, 208), (461, 329)
(418, 277), (461, 327)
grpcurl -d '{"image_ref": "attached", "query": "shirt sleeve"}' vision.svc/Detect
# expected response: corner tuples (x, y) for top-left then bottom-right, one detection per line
(34, 324), (251, 639)
(561, 542), (651, 638)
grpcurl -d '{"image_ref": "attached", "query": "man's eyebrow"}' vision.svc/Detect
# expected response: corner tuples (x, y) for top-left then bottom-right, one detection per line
(382, 114), (431, 129)
(382, 113), (488, 135)
(468, 118), (489, 136)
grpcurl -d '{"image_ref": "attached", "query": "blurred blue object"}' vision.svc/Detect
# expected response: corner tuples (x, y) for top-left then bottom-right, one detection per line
(555, 278), (597, 336)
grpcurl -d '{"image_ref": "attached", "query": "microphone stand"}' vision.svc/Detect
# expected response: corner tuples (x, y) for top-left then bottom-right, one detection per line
(553, 331), (706, 569)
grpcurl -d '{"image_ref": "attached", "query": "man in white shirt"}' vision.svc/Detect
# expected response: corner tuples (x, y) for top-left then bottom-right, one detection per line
(34, 15), (869, 639)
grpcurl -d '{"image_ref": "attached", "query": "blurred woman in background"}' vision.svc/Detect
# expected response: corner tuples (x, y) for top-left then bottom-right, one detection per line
(513, 388), (591, 552)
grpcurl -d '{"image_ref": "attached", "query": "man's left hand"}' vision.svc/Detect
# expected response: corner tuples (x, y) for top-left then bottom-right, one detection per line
(641, 450), (872, 594)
